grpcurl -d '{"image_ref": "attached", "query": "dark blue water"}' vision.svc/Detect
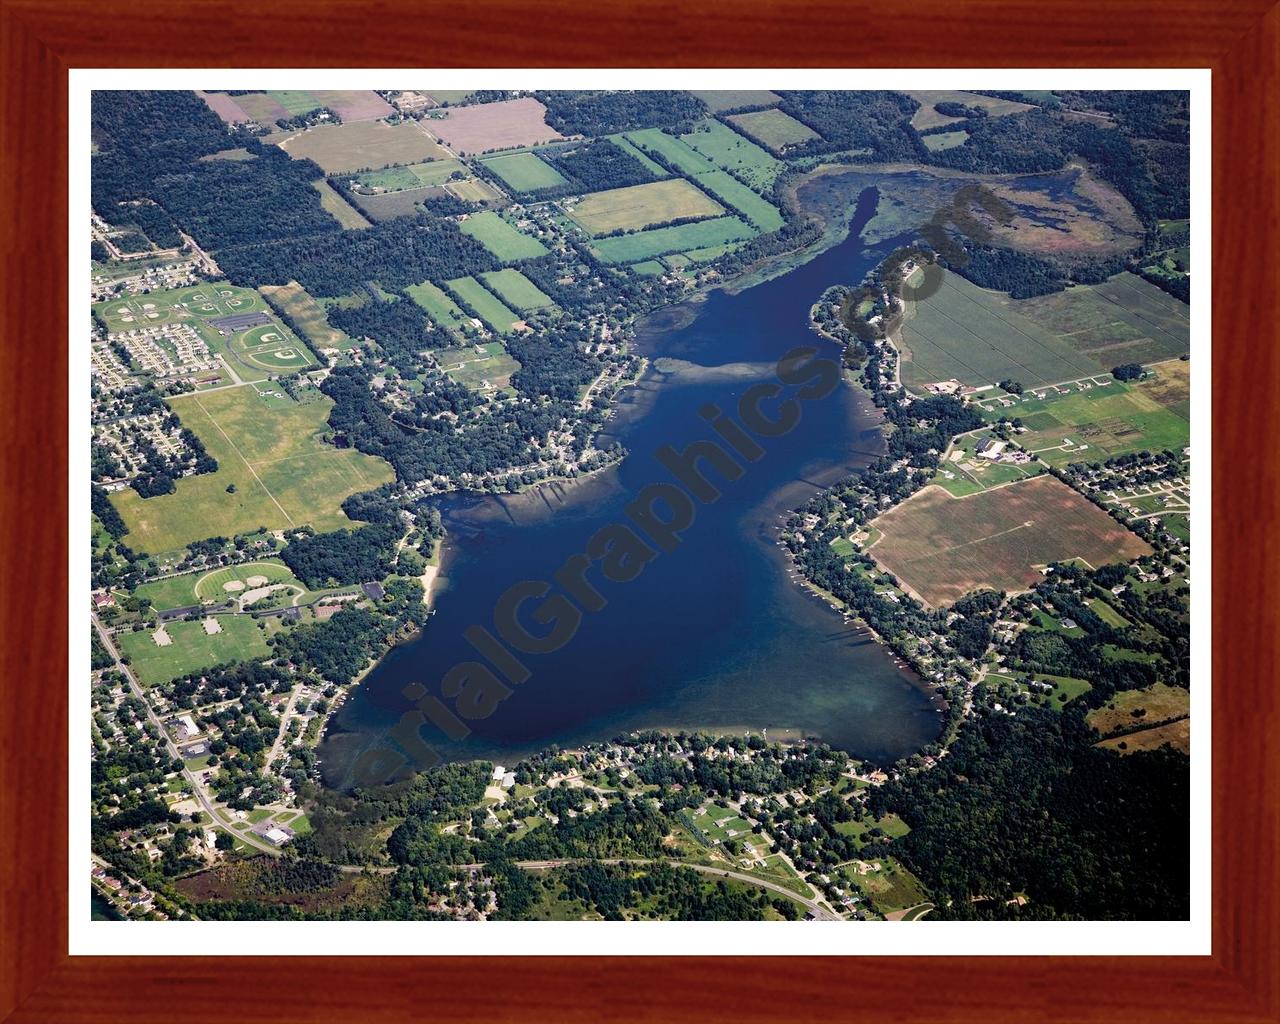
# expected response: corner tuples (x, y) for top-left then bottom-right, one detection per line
(319, 188), (942, 787)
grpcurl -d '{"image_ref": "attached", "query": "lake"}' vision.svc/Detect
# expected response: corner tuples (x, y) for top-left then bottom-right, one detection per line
(318, 185), (942, 787)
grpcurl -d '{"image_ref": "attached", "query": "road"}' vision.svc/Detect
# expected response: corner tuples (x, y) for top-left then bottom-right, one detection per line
(91, 613), (280, 856)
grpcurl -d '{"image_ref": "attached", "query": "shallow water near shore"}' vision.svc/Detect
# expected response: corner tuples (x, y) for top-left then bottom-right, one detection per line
(318, 186), (943, 786)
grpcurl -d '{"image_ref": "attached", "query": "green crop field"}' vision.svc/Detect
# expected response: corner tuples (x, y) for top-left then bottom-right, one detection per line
(110, 385), (394, 554)
(445, 277), (521, 333)
(604, 134), (668, 176)
(479, 269), (554, 311)
(1001, 272), (1190, 368)
(896, 270), (1108, 391)
(406, 280), (470, 331)
(434, 341), (520, 391)
(870, 474), (1152, 608)
(590, 216), (756, 264)
(689, 90), (781, 113)
(688, 168), (784, 231)
(726, 108), (820, 152)
(116, 614), (270, 686)
(623, 129), (716, 175)
(629, 260), (666, 276)
(681, 118), (784, 191)
(479, 151), (568, 192)
(458, 211), (548, 262)
(354, 158), (467, 192)
(567, 178), (724, 235)
(259, 281), (355, 351)
(976, 360), (1190, 465)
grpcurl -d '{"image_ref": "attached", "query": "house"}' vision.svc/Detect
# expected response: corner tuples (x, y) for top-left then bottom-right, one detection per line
(1060, 618), (1077, 630)
(93, 591), (115, 608)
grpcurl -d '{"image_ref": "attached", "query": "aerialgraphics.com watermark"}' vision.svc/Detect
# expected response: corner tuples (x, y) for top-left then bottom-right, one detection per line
(349, 183), (1014, 788)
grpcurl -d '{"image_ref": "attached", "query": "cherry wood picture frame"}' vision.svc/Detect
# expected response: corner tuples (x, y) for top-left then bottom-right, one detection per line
(2, 1), (1276, 1020)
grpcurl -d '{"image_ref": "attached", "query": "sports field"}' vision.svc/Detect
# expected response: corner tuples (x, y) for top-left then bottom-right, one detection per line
(458, 211), (549, 261)
(110, 385), (394, 554)
(133, 559), (306, 611)
(680, 118), (784, 191)
(428, 97), (562, 154)
(726, 109), (821, 152)
(229, 323), (316, 375)
(274, 120), (450, 175)
(1000, 272), (1190, 368)
(435, 341), (521, 391)
(904, 90), (1035, 131)
(977, 360), (1190, 465)
(590, 216), (756, 264)
(259, 281), (355, 352)
(479, 269), (554, 312)
(406, 280), (470, 331)
(689, 90), (781, 113)
(868, 475), (1153, 608)
(94, 282), (266, 332)
(479, 151), (568, 192)
(446, 277), (521, 333)
(116, 614), (270, 687)
(568, 178), (724, 235)
(896, 271), (1107, 391)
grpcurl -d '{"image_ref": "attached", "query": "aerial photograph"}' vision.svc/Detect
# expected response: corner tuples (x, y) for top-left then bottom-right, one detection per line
(88, 87), (1192, 923)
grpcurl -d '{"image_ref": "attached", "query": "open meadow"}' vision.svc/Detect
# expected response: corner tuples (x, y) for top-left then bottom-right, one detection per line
(904, 90), (1035, 131)
(110, 385), (394, 554)
(406, 280), (471, 331)
(259, 281), (356, 352)
(354, 158), (468, 192)
(725, 108), (820, 153)
(567, 178), (724, 234)
(458, 211), (549, 262)
(680, 119), (784, 191)
(869, 474), (1153, 608)
(435, 341), (520, 391)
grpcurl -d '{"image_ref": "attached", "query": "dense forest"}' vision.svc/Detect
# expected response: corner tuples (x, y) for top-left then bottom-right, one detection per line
(536, 90), (707, 135)
(280, 523), (401, 588)
(547, 138), (658, 192)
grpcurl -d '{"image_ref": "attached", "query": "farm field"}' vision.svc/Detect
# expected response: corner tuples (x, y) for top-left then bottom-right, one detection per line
(458, 211), (549, 261)
(428, 97), (562, 154)
(349, 186), (447, 223)
(895, 271), (1107, 391)
(479, 151), (568, 192)
(259, 281), (355, 352)
(623, 129), (715, 175)
(868, 474), (1153, 608)
(725, 108), (820, 153)
(229, 90), (392, 125)
(116, 614), (270, 687)
(354, 158), (467, 192)
(680, 118), (784, 191)
(445, 277), (521, 333)
(1001, 272), (1190, 368)
(977, 360), (1190, 465)
(479, 268), (554, 311)
(567, 178), (724, 235)
(197, 91), (251, 123)
(445, 178), (503, 204)
(590, 216), (756, 264)
(629, 260), (666, 276)
(689, 90), (781, 112)
(922, 130), (969, 151)
(1096, 718), (1190, 755)
(273, 120), (450, 174)
(435, 341), (520, 391)
(605, 134), (668, 176)
(311, 179), (370, 229)
(110, 385), (394, 553)
(406, 280), (471, 331)
(904, 90), (1036, 131)
(688, 168), (784, 231)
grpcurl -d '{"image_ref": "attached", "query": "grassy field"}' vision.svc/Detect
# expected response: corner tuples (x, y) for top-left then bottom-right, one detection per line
(605, 134), (668, 176)
(479, 151), (568, 192)
(844, 857), (929, 914)
(110, 385), (394, 553)
(435, 341), (520, 392)
(623, 129), (716, 175)
(922, 130), (970, 151)
(904, 90), (1035, 131)
(689, 90), (781, 112)
(591, 216), (756, 264)
(117, 614), (270, 686)
(896, 271), (1107, 391)
(445, 277), (521, 333)
(1087, 683), (1190, 737)
(353, 158), (467, 192)
(259, 281), (355, 352)
(458, 211), (548, 262)
(933, 430), (1044, 496)
(688, 169), (784, 231)
(976, 360), (1190, 465)
(1096, 717), (1190, 755)
(680, 118), (784, 191)
(1087, 597), (1132, 628)
(726, 108), (821, 152)
(567, 178), (724, 235)
(869, 475), (1153, 608)
(133, 559), (305, 610)
(629, 260), (666, 276)
(311, 179), (370, 229)
(273, 120), (449, 175)
(1000, 272), (1189, 368)
(406, 280), (470, 331)
(225, 322), (316, 376)
(94, 282), (268, 332)
(479, 269), (554, 312)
